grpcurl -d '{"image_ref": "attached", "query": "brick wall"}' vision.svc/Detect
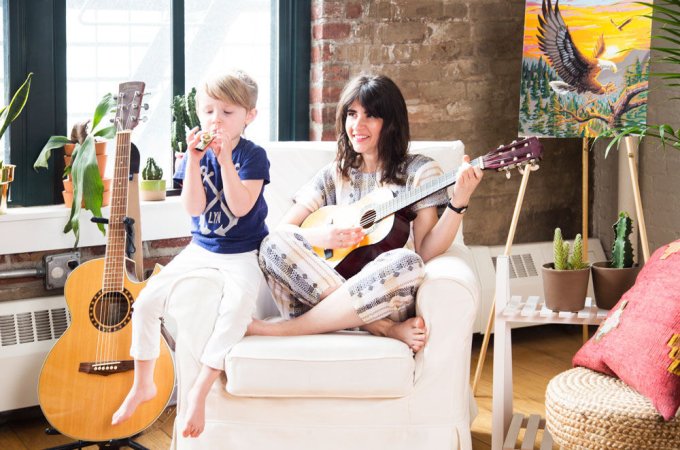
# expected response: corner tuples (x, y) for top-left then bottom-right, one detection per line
(310, 0), (585, 246)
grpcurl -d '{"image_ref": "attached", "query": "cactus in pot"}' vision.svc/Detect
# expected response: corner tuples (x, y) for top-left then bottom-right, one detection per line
(140, 157), (166, 201)
(592, 212), (640, 309)
(543, 228), (590, 312)
(611, 212), (634, 268)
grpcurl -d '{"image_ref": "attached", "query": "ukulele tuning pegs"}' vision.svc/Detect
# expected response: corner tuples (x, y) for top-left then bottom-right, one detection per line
(140, 116), (148, 123)
(142, 103), (150, 110)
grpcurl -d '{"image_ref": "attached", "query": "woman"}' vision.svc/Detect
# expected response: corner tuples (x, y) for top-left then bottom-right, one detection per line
(248, 74), (482, 351)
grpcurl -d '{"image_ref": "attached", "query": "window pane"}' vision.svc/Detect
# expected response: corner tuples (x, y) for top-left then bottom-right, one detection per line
(184, 0), (277, 142)
(66, 0), (172, 178)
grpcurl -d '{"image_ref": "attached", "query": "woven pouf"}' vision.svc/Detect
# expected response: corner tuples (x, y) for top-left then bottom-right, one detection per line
(545, 367), (680, 450)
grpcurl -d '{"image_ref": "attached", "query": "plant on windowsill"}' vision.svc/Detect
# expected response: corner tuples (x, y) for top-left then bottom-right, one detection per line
(171, 87), (200, 185)
(33, 93), (117, 246)
(0, 72), (33, 214)
(140, 157), (166, 201)
(591, 212), (642, 309)
(542, 228), (591, 312)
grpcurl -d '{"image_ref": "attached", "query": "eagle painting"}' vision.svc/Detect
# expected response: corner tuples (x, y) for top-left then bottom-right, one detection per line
(537, 0), (617, 96)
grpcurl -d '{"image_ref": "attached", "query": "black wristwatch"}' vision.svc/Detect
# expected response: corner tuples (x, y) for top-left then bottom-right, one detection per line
(447, 201), (468, 214)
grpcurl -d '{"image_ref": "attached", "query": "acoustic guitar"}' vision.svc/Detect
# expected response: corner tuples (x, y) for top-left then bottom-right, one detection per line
(38, 81), (174, 442)
(301, 137), (544, 278)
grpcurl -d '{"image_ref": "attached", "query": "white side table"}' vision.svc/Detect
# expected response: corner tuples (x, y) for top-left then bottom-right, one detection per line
(491, 256), (608, 450)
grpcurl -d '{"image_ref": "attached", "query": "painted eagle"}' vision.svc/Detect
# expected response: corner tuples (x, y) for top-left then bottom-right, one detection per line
(537, 0), (617, 95)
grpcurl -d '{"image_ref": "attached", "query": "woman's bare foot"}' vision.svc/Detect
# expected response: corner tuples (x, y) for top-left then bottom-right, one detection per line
(182, 386), (207, 438)
(385, 317), (427, 352)
(111, 383), (157, 425)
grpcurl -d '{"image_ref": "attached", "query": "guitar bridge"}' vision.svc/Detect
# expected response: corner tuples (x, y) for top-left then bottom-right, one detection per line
(79, 360), (134, 376)
(324, 248), (333, 259)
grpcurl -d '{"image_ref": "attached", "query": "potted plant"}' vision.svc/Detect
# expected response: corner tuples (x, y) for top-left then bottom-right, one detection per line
(33, 93), (117, 245)
(140, 157), (166, 201)
(171, 87), (200, 180)
(0, 72), (33, 214)
(591, 212), (642, 309)
(542, 228), (591, 312)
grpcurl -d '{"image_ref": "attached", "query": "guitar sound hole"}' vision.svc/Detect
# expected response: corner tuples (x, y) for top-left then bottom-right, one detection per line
(360, 210), (376, 229)
(89, 288), (133, 332)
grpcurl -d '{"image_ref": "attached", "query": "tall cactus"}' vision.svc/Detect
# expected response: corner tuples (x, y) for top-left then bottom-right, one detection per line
(185, 87), (200, 130)
(171, 95), (187, 153)
(569, 234), (588, 269)
(611, 211), (634, 268)
(553, 228), (569, 270)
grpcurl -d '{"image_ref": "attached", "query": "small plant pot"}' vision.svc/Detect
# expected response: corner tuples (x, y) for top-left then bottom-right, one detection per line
(591, 261), (641, 310)
(0, 164), (15, 214)
(63, 177), (112, 193)
(140, 179), (166, 201)
(62, 188), (112, 208)
(64, 142), (108, 178)
(542, 263), (591, 312)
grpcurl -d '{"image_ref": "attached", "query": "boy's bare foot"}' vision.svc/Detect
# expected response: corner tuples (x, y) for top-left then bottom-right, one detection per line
(181, 386), (207, 438)
(385, 317), (427, 352)
(111, 383), (157, 425)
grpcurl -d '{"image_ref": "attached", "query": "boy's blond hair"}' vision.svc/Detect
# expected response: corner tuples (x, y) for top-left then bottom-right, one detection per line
(202, 69), (258, 110)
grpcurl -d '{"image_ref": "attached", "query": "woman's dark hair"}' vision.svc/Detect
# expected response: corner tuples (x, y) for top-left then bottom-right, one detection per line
(335, 74), (410, 185)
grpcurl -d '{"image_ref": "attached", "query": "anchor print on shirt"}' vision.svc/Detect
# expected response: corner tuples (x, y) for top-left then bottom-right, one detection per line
(199, 166), (238, 236)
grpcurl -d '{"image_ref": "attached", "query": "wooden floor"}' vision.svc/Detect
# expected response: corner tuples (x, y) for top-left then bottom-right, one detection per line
(0, 324), (588, 450)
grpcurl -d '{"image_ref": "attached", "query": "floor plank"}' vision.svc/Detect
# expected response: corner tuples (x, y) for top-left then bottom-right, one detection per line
(0, 324), (587, 450)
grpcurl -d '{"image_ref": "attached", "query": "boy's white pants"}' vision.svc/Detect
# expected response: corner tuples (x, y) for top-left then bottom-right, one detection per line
(130, 243), (262, 370)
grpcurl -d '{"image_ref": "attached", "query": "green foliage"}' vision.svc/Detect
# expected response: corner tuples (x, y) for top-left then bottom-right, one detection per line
(553, 228), (588, 270)
(33, 93), (117, 246)
(142, 157), (163, 181)
(171, 87), (201, 153)
(0, 72), (33, 162)
(611, 212), (635, 268)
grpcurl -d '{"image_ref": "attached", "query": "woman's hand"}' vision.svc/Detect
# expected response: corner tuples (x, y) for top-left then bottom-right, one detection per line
(451, 154), (483, 207)
(307, 225), (365, 249)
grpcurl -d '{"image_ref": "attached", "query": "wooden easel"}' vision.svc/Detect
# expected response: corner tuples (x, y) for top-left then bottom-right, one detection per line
(472, 163), (537, 395)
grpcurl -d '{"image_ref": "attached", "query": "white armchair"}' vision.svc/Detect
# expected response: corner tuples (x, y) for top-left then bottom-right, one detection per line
(165, 141), (481, 450)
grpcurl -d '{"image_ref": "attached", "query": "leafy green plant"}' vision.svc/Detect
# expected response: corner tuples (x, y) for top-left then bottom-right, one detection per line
(611, 212), (635, 268)
(0, 72), (33, 179)
(596, 1), (680, 155)
(33, 93), (117, 246)
(553, 228), (588, 270)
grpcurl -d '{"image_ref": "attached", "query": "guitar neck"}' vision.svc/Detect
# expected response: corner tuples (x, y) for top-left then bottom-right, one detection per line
(103, 131), (132, 293)
(375, 155), (484, 221)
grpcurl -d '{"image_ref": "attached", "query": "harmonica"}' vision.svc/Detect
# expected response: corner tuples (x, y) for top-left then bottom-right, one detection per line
(196, 132), (214, 151)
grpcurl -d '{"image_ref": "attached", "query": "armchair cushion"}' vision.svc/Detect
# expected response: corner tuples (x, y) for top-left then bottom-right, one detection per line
(226, 332), (414, 398)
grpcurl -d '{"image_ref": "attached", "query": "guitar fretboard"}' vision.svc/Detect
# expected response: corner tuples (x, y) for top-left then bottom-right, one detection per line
(374, 156), (484, 221)
(102, 131), (131, 293)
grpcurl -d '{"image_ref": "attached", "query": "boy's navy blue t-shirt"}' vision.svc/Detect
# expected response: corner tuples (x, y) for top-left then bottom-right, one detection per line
(173, 137), (270, 254)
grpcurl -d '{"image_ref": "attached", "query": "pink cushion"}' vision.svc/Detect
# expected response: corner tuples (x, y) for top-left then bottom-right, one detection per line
(573, 240), (680, 421)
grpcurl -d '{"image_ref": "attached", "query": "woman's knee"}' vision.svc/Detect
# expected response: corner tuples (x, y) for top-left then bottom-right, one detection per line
(380, 248), (425, 278)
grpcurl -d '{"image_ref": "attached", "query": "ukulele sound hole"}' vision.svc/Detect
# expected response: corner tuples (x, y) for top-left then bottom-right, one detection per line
(360, 210), (376, 229)
(89, 288), (133, 332)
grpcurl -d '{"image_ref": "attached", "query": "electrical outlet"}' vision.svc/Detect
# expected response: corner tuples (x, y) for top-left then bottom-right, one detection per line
(44, 252), (81, 290)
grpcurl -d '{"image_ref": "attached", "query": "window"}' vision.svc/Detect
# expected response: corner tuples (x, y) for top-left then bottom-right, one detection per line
(6, 0), (308, 207)
(65, 0), (275, 179)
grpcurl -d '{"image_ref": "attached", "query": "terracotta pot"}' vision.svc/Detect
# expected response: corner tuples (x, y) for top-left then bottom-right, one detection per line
(63, 177), (112, 193)
(591, 261), (641, 310)
(140, 179), (166, 201)
(542, 263), (591, 312)
(62, 189), (112, 208)
(64, 141), (108, 178)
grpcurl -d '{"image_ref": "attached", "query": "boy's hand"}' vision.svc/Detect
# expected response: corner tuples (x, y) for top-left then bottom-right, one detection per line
(210, 130), (239, 168)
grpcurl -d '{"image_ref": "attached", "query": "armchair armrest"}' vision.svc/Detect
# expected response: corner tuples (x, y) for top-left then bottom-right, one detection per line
(410, 243), (480, 422)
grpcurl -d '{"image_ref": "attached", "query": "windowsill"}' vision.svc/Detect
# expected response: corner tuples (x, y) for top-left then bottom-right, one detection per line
(0, 196), (191, 255)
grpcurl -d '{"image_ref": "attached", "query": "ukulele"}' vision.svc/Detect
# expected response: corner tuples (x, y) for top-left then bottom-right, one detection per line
(38, 82), (174, 442)
(301, 137), (544, 278)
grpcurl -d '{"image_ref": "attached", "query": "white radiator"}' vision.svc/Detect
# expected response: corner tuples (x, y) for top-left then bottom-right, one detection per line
(469, 238), (605, 333)
(0, 296), (70, 412)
